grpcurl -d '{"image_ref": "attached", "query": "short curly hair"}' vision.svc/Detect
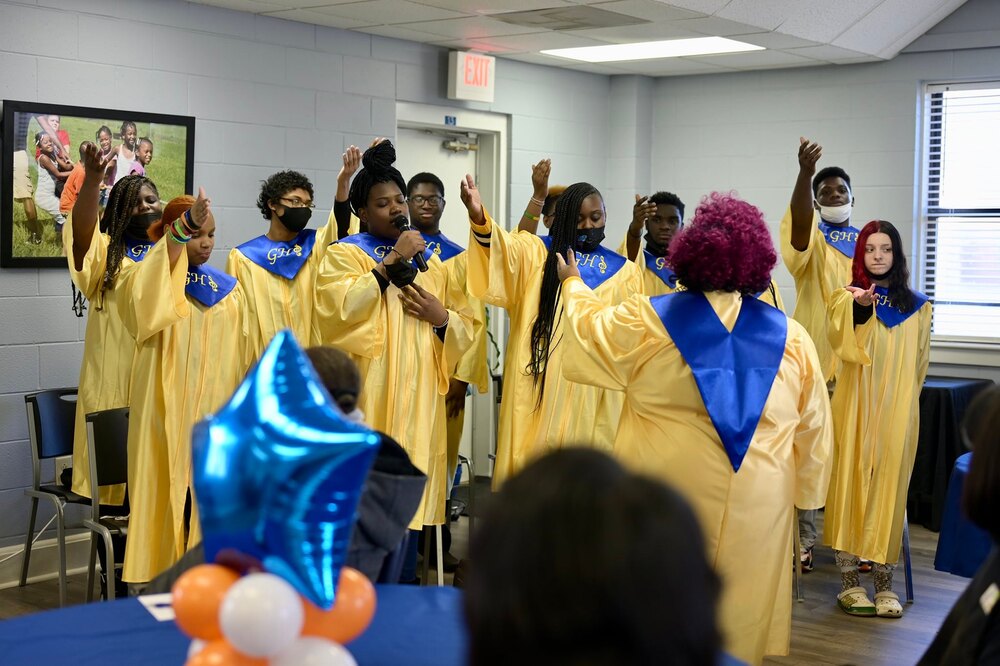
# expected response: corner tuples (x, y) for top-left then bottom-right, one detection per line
(257, 170), (314, 220)
(668, 192), (776, 295)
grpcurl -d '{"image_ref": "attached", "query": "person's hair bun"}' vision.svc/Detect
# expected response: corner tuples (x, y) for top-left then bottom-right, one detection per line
(362, 140), (397, 172)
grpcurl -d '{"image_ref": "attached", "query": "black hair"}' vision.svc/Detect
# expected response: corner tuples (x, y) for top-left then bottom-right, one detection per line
(527, 182), (599, 402)
(649, 190), (685, 219)
(305, 346), (362, 415)
(465, 449), (721, 666)
(349, 141), (407, 218)
(962, 386), (1000, 542)
(96, 125), (112, 140)
(118, 120), (137, 140)
(138, 137), (154, 149)
(811, 166), (852, 197)
(34, 132), (50, 150)
(851, 220), (914, 313)
(99, 175), (159, 304)
(406, 172), (444, 199)
(256, 170), (315, 221)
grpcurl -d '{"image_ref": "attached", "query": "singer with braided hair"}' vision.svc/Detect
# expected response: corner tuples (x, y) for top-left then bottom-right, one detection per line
(314, 139), (474, 531)
(461, 172), (642, 487)
(64, 146), (174, 503)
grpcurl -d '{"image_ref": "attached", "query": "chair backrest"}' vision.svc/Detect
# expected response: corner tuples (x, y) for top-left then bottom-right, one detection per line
(85, 407), (130, 493)
(25, 389), (78, 461)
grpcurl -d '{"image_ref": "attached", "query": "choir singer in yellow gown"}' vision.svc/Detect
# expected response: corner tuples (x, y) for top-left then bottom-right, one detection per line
(823, 220), (931, 619)
(460, 174), (642, 487)
(556, 192), (833, 665)
(314, 141), (474, 531)
(119, 195), (250, 584)
(65, 146), (163, 502)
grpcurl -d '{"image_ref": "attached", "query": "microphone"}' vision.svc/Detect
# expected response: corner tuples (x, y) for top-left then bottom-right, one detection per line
(392, 215), (429, 272)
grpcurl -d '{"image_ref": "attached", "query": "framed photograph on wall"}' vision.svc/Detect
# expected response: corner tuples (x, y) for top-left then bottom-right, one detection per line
(1, 100), (195, 268)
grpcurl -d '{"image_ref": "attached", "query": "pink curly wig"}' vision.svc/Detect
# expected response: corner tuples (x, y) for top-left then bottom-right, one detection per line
(668, 192), (776, 295)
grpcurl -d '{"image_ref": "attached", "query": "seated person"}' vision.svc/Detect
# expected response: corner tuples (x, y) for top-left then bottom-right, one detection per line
(464, 448), (726, 666)
(919, 386), (1000, 665)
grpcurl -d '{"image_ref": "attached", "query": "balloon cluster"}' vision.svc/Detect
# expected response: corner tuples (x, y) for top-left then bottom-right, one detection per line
(170, 331), (382, 665)
(173, 564), (375, 665)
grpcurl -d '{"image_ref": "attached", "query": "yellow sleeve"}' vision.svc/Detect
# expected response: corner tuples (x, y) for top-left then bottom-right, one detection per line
(826, 287), (875, 366)
(788, 321), (834, 510)
(779, 206), (823, 280)
(466, 210), (545, 307)
(559, 276), (656, 390)
(448, 254), (489, 393)
(435, 263), (477, 395)
(916, 301), (932, 387)
(63, 213), (108, 300)
(116, 238), (191, 345)
(314, 243), (386, 359)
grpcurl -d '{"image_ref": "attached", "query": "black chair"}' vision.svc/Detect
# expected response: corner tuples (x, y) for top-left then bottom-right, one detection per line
(20, 389), (87, 607)
(84, 407), (130, 602)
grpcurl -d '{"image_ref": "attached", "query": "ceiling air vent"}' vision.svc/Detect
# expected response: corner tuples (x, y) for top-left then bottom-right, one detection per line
(494, 6), (648, 31)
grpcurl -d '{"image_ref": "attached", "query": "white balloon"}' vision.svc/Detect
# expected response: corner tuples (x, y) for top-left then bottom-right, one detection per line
(187, 639), (206, 659)
(218, 573), (304, 657)
(269, 637), (358, 666)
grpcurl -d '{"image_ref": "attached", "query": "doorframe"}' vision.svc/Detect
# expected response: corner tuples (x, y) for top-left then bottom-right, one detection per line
(396, 102), (510, 479)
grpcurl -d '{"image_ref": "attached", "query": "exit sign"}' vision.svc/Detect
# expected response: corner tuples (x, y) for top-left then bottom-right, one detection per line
(448, 51), (495, 103)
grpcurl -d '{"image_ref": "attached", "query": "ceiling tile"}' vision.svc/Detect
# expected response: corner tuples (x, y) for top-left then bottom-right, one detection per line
(833, 0), (966, 59)
(261, 7), (373, 28)
(405, 15), (550, 38)
(586, 0), (705, 22)
(733, 31), (819, 50)
(784, 44), (876, 63)
(684, 48), (820, 69)
(431, 37), (527, 54)
(475, 29), (611, 51)
(304, 0), (468, 26)
(669, 14), (775, 37)
(570, 21), (706, 42)
(611, 56), (737, 75)
(356, 23), (450, 41)
(772, 0), (882, 46)
(408, 0), (576, 12)
(656, 0), (731, 13)
(715, 0), (798, 31)
(194, 0), (290, 11)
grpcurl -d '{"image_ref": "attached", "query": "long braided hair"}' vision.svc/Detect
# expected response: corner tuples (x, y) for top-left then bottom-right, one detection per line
(99, 174), (158, 305)
(527, 182), (600, 403)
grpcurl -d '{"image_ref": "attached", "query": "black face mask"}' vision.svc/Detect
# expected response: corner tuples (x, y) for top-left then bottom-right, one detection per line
(278, 207), (312, 233)
(575, 227), (605, 253)
(126, 212), (160, 241)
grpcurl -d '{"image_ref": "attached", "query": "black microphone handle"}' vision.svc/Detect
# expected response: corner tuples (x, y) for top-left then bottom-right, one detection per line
(397, 218), (430, 272)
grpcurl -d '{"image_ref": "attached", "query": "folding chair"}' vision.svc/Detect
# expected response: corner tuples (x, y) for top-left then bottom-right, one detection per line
(20, 389), (87, 607)
(84, 407), (130, 601)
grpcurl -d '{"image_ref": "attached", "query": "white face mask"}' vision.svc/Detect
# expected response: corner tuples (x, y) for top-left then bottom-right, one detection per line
(818, 202), (852, 224)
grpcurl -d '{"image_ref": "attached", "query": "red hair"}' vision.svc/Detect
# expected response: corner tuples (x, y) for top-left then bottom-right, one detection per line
(148, 194), (195, 242)
(851, 220), (882, 289)
(668, 192), (776, 295)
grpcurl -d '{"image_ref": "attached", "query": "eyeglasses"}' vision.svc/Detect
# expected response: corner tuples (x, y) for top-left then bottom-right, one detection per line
(278, 197), (315, 209)
(409, 195), (444, 207)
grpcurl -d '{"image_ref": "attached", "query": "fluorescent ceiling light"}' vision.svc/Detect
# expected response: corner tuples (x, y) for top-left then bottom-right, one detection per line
(541, 36), (765, 63)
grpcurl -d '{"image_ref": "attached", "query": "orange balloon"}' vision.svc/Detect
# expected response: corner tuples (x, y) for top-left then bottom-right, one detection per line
(185, 640), (267, 666)
(301, 567), (377, 644)
(172, 564), (241, 640)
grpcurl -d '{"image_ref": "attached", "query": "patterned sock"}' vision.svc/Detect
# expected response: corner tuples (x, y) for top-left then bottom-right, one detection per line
(873, 563), (894, 593)
(836, 550), (861, 592)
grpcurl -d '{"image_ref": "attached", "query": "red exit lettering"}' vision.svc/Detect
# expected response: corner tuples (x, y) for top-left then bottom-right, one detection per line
(463, 55), (490, 88)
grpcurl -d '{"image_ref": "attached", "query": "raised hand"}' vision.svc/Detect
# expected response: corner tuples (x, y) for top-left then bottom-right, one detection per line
(390, 229), (426, 261)
(399, 283), (448, 326)
(80, 142), (111, 181)
(189, 187), (211, 229)
(798, 136), (822, 176)
(556, 248), (580, 282)
(338, 145), (362, 183)
(531, 159), (551, 200)
(846, 284), (876, 307)
(460, 174), (485, 225)
(632, 195), (657, 231)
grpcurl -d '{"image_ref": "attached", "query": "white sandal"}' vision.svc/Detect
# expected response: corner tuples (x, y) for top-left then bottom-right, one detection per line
(874, 591), (903, 618)
(837, 586), (876, 616)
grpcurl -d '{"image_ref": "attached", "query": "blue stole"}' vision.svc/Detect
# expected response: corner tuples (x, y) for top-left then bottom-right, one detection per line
(652, 291), (788, 472)
(818, 221), (861, 258)
(643, 248), (678, 289)
(338, 232), (434, 264)
(186, 264), (237, 308)
(124, 236), (152, 262)
(236, 229), (316, 280)
(541, 237), (626, 290)
(422, 232), (464, 262)
(873, 286), (929, 328)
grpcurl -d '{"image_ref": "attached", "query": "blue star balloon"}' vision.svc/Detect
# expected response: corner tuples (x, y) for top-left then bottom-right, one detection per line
(192, 330), (380, 609)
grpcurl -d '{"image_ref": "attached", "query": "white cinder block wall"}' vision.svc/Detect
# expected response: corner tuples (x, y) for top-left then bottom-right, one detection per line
(0, 0), (612, 549)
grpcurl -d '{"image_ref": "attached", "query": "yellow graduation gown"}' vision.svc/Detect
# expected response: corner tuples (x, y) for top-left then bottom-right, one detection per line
(314, 240), (474, 528)
(560, 279), (833, 665)
(468, 215), (643, 487)
(617, 234), (785, 310)
(780, 208), (852, 381)
(63, 219), (141, 503)
(226, 212), (339, 361)
(120, 255), (251, 583)
(823, 288), (932, 565)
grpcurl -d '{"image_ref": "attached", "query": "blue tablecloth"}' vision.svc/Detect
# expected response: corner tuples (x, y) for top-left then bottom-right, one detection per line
(0, 585), (467, 666)
(934, 452), (993, 578)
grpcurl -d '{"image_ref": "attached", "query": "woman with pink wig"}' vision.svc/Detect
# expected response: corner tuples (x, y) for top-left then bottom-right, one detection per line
(556, 192), (834, 665)
(823, 220), (931, 619)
